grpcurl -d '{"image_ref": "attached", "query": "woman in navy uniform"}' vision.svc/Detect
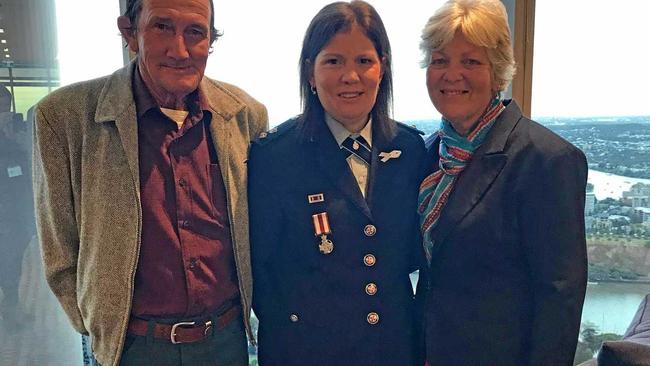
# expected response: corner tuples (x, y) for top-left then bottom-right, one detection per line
(417, 1), (588, 365)
(249, 1), (426, 365)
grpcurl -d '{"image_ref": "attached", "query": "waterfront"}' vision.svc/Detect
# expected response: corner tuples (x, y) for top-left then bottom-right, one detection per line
(588, 169), (650, 200)
(581, 281), (650, 335)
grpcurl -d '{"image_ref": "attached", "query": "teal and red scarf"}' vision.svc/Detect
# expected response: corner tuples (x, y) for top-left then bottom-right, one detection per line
(417, 96), (505, 264)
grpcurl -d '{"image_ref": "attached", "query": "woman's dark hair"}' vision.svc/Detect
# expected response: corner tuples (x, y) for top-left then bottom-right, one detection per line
(298, 0), (395, 140)
(123, 0), (222, 45)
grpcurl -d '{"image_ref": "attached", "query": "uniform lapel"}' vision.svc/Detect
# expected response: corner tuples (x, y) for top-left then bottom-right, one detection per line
(428, 101), (522, 253)
(366, 129), (396, 212)
(312, 120), (372, 220)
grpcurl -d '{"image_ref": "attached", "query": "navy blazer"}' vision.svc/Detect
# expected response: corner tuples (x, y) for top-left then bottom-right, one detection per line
(420, 100), (588, 366)
(249, 117), (426, 366)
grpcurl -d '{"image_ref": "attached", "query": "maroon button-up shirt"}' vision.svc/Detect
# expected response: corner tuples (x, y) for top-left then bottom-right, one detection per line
(131, 69), (239, 318)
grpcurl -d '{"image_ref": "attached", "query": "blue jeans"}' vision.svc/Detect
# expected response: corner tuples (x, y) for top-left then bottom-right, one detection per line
(82, 334), (101, 366)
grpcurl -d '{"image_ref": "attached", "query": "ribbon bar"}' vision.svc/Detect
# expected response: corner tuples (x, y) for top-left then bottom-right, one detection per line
(312, 212), (331, 236)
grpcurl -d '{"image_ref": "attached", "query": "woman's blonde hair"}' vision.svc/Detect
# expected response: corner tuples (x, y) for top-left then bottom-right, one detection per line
(420, 0), (516, 92)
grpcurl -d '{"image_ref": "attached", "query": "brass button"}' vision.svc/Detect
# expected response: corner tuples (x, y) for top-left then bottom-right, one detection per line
(367, 312), (379, 325)
(364, 224), (376, 237)
(363, 254), (376, 267)
(289, 314), (299, 322)
(365, 283), (377, 296)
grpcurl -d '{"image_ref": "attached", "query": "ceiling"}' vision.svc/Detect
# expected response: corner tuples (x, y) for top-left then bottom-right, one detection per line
(0, 0), (58, 86)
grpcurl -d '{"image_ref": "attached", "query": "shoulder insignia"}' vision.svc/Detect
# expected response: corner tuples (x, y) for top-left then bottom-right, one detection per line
(396, 122), (425, 135)
(252, 118), (299, 145)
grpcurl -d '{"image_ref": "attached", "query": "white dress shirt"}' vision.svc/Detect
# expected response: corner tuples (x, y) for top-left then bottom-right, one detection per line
(325, 114), (372, 197)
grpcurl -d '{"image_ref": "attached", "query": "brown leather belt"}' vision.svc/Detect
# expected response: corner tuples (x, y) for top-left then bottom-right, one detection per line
(127, 305), (241, 344)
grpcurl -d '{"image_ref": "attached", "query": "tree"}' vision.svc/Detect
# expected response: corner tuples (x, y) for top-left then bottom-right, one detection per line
(600, 197), (619, 206)
(574, 323), (623, 364)
(581, 324), (599, 350)
(586, 182), (595, 193)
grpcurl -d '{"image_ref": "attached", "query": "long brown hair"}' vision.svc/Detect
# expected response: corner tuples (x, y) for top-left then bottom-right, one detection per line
(298, 0), (395, 141)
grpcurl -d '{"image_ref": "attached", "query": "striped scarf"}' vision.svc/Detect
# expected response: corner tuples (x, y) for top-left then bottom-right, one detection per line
(418, 96), (505, 264)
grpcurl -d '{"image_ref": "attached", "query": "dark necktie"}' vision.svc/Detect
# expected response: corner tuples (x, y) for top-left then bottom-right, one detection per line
(341, 135), (371, 165)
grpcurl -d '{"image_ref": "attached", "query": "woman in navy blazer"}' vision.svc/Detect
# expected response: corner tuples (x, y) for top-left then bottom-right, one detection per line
(417, 1), (588, 365)
(249, 1), (425, 365)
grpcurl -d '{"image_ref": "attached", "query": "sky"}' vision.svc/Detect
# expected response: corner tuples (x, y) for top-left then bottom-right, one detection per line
(55, 0), (650, 124)
(531, 0), (650, 118)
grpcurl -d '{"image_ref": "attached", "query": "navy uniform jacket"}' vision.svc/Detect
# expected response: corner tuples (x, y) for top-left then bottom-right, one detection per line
(420, 100), (588, 366)
(249, 117), (426, 366)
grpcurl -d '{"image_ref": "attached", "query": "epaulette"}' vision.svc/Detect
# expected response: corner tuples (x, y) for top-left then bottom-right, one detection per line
(252, 118), (298, 145)
(396, 122), (425, 136)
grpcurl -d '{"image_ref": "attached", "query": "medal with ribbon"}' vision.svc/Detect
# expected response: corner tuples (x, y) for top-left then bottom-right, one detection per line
(312, 212), (334, 254)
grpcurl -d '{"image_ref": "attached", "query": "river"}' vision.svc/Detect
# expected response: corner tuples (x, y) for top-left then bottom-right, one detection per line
(588, 169), (650, 200)
(581, 281), (650, 335)
(582, 170), (650, 334)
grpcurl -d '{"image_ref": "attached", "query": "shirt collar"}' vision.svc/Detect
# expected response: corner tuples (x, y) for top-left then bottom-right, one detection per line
(132, 62), (209, 120)
(324, 113), (373, 148)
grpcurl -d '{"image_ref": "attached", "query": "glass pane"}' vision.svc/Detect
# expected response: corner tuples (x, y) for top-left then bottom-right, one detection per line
(2, 1), (450, 365)
(210, 0), (444, 126)
(1, 0), (121, 364)
(212, 2), (444, 364)
(532, 1), (650, 364)
(0, 0), (73, 363)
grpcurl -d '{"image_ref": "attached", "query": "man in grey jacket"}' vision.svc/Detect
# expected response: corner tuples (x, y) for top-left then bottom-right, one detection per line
(33, 0), (267, 365)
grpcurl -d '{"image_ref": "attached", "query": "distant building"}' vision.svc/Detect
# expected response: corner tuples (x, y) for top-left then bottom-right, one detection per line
(593, 217), (612, 231)
(608, 215), (631, 226)
(585, 216), (595, 232)
(585, 192), (596, 215)
(634, 207), (650, 224)
(623, 183), (650, 208)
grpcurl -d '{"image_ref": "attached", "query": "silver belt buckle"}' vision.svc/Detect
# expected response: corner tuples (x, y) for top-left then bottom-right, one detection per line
(203, 320), (213, 336)
(170, 321), (195, 344)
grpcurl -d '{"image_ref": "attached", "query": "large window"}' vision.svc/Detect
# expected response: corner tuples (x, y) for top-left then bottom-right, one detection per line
(0, 1), (122, 365)
(210, 4), (446, 365)
(0, 1), (450, 365)
(14, 1), (636, 365)
(209, 1), (444, 125)
(532, 1), (650, 364)
(0, 0), (72, 364)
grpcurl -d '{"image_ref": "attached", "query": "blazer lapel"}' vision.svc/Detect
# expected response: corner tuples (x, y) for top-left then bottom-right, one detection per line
(312, 120), (372, 220)
(209, 111), (230, 176)
(429, 152), (507, 247)
(95, 61), (141, 199)
(201, 76), (246, 199)
(429, 101), (523, 251)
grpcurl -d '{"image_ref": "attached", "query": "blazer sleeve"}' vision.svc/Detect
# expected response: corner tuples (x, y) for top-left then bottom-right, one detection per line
(247, 102), (269, 141)
(32, 106), (87, 334)
(520, 145), (588, 365)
